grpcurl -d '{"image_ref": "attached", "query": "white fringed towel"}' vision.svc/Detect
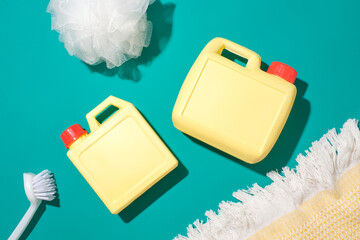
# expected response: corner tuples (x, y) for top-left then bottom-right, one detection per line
(175, 119), (360, 239)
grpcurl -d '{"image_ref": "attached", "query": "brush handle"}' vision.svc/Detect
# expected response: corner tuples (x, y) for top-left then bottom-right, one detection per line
(8, 202), (41, 240)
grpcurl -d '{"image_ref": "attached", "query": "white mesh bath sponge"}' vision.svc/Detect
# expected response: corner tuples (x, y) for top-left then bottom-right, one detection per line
(47, 0), (154, 69)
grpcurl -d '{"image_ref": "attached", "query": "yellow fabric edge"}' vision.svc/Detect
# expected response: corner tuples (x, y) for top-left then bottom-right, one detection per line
(248, 162), (360, 239)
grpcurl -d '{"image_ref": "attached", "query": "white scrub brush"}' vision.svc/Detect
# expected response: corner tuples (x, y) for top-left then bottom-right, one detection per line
(9, 170), (57, 240)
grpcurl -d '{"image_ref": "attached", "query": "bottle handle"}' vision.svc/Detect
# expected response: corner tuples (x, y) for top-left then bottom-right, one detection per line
(205, 37), (261, 70)
(86, 96), (130, 132)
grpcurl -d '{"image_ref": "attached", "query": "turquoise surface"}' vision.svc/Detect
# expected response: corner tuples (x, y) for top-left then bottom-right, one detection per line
(1, 0), (360, 239)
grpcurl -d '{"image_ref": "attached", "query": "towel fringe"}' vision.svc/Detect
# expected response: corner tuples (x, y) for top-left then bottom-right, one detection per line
(175, 119), (360, 240)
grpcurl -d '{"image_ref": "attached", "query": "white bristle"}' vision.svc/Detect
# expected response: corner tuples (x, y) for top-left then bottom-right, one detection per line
(32, 170), (57, 201)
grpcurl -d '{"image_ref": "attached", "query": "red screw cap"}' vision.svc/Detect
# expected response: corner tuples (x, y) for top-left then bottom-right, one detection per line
(61, 124), (88, 149)
(267, 61), (297, 84)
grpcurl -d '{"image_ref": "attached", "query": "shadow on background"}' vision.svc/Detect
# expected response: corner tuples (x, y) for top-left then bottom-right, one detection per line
(188, 62), (310, 175)
(119, 111), (188, 222)
(86, 1), (175, 81)
(119, 160), (187, 222)
(19, 185), (60, 240)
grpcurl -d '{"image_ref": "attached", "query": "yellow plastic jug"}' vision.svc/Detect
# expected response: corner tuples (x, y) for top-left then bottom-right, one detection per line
(61, 96), (178, 214)
(172, 38), (297, 164)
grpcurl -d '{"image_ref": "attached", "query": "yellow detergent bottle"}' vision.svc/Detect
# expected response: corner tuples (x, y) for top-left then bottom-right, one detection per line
(61, 96), (178, 214)
(172, 38), (297, 164)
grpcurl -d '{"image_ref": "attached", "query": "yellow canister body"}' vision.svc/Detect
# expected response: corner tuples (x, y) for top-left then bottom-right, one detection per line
(172, 38), (297, 164)
(63, 96), (178, 214)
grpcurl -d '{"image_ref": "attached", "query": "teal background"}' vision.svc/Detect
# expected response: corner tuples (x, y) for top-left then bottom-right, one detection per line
(1, 0), (360, 239)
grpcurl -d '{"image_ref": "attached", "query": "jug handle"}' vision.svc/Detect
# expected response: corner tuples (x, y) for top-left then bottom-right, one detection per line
(205, 37), (261, 71)
(86, 96), (130, 132)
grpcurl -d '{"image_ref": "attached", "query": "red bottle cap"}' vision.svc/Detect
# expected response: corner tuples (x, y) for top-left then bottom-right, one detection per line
(61, 124), (88, 149)
(267, 61), (297, 84)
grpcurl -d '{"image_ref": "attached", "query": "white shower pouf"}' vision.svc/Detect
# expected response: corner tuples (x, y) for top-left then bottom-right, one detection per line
(47, 0), (154, 68)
